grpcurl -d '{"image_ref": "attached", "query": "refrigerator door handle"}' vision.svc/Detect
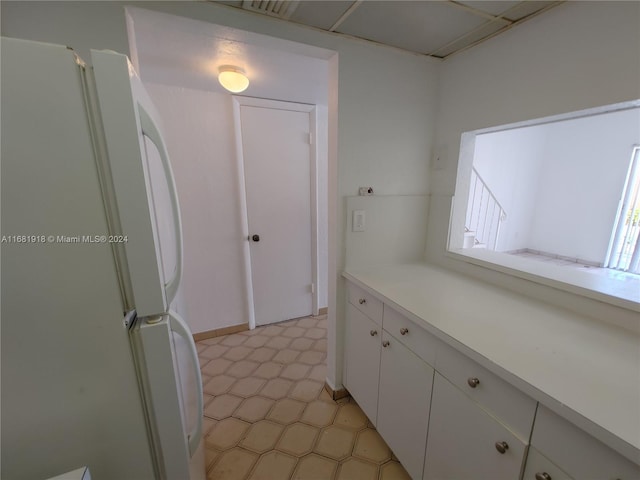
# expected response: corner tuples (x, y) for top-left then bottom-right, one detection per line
(138, 104), (184, 305)
(168, 310), (203, 457)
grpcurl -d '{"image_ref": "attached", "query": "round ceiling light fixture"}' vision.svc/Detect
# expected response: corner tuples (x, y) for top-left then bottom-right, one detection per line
(218, 65), (249, 93)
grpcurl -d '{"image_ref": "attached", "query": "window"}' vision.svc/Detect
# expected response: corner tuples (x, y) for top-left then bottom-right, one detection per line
(448, 100), (640, 310)
(605, 145), (640, 274)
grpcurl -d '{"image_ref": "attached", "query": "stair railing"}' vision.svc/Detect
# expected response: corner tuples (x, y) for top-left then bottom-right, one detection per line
(465, 167), (507, 250)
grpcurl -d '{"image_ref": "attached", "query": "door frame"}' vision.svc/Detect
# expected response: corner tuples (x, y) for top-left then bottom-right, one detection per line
(232, 96), (319, 329)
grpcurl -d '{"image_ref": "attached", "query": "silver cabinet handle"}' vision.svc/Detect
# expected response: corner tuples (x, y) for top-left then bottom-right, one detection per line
(535, 473), (552, 480)
(370, 330), (378, 336)
(400, 327), (409, 335)
(467, 377), (480, 388)
(359, 298), (366, 305)
(382, 340), (390, 348)
(495, 441), (509, 454)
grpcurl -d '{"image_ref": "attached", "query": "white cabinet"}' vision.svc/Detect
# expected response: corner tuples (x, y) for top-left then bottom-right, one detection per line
(529, 406), (640, 480)
(436, 342), (537, 440)
(522, 448), (573, 480)
(423, 373), (528, 480)
(343, 277), (640, 480)
(345, 286), (435, 479)
(348, 282), (383, 324)
(377, 331), (434, 480)
(344, 304), (381, 424)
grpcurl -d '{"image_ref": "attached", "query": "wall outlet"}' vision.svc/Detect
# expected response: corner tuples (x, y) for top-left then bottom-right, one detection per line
(432, 146), (447, 170)
(358, 187), (374, 196)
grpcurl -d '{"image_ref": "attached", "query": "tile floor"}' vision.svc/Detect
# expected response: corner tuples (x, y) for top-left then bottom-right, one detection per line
(196, 315), (411, 480)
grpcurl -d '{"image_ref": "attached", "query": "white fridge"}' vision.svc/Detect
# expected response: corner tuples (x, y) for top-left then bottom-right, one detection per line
(1, 37), (205, 480)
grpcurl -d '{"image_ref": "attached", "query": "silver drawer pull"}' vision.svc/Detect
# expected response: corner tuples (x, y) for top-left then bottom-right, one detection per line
(535, 473), (552, 480)
(400, 327), (409, 335)
(467, 377), (480, 388)
(494, 441), (509, 454)
(382, 340), (390, 348)
(358, 298), (366, 305)
(370, 330), (378, 336)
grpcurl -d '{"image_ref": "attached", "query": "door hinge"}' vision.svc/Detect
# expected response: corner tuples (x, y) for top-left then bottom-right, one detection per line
(308, 132), (313, 145)
(311, 283), (316, 294)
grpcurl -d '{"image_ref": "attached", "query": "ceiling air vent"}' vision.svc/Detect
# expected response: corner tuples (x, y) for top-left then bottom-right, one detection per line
(241, 0), (300, 19)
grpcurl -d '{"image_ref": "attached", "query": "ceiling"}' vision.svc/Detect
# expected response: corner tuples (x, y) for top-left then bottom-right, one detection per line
(211, 0), (563, 59)
(128, 7), (332, 104)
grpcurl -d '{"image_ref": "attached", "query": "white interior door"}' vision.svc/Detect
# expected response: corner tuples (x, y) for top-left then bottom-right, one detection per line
(238, 99), (315, 326)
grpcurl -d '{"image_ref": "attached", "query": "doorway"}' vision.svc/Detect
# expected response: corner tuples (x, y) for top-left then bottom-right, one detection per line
(234, 97), (319, 327)
(605, 145), (640, 274)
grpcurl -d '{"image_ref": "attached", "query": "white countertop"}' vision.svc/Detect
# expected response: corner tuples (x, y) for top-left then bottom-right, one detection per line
(343, 262), (640, 464)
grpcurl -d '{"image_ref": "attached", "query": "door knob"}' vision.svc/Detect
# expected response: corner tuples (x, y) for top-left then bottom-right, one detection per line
(251, 234), (260, 242)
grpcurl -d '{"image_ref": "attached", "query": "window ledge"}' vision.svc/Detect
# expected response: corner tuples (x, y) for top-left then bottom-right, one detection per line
(447, 248), (640, 313)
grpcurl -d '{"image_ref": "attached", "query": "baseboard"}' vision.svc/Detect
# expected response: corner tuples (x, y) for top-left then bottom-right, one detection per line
(317, 307), (328, 315)
(324, 382), (349, 401)
(193, 323), (249, 342)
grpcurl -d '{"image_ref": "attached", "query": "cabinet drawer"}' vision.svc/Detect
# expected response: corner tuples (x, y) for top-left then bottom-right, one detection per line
(383, 305), (439, 366)
(523, 448), (573, 480)
(531, 405), (640, 480)
(424, 373), (528, 480)
(347, 282), (383, 326)
(436, 342), (536, 440)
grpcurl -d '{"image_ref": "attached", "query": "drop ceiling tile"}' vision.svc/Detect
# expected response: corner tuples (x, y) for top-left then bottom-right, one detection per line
(289, 1), (354, 30)
(459, 1), (521, 17)
(501, 1), (558, 21)
(336, 1), (488, 54)
(431, 20), (507, 57)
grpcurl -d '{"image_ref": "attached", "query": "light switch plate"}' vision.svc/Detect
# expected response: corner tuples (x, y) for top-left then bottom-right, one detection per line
(353, 210), (366, 232)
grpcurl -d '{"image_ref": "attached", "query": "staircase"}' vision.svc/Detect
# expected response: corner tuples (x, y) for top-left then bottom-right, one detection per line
(465, 167), (507, 251)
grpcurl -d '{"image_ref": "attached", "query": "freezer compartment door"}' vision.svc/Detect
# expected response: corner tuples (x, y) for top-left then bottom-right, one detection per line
(130, 312), (204, 480)
(91, 49), (183, 316)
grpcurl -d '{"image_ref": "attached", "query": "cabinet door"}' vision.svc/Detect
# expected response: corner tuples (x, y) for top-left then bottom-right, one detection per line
(424, 373), (527, 480)
(344, 304), (381, 424)
(523, 448), (573, 480)
(531, 405), (640, 480)
(378, 332), (434, 480)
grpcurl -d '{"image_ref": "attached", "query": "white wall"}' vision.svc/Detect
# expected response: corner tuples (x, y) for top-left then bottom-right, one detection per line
(345, 195), (430, 269)
(129, 9), (333, 333)
(529, 109), (640, 263)
(473, 127), (545, 252)
(1, 0), (439, 389)
(427, 1), (640, 326)
(143, 82), (330, 333)
(144, 84), (248, 333)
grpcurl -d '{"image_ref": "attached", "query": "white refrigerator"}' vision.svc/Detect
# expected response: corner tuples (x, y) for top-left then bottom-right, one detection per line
(1, 37), (205, 480)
